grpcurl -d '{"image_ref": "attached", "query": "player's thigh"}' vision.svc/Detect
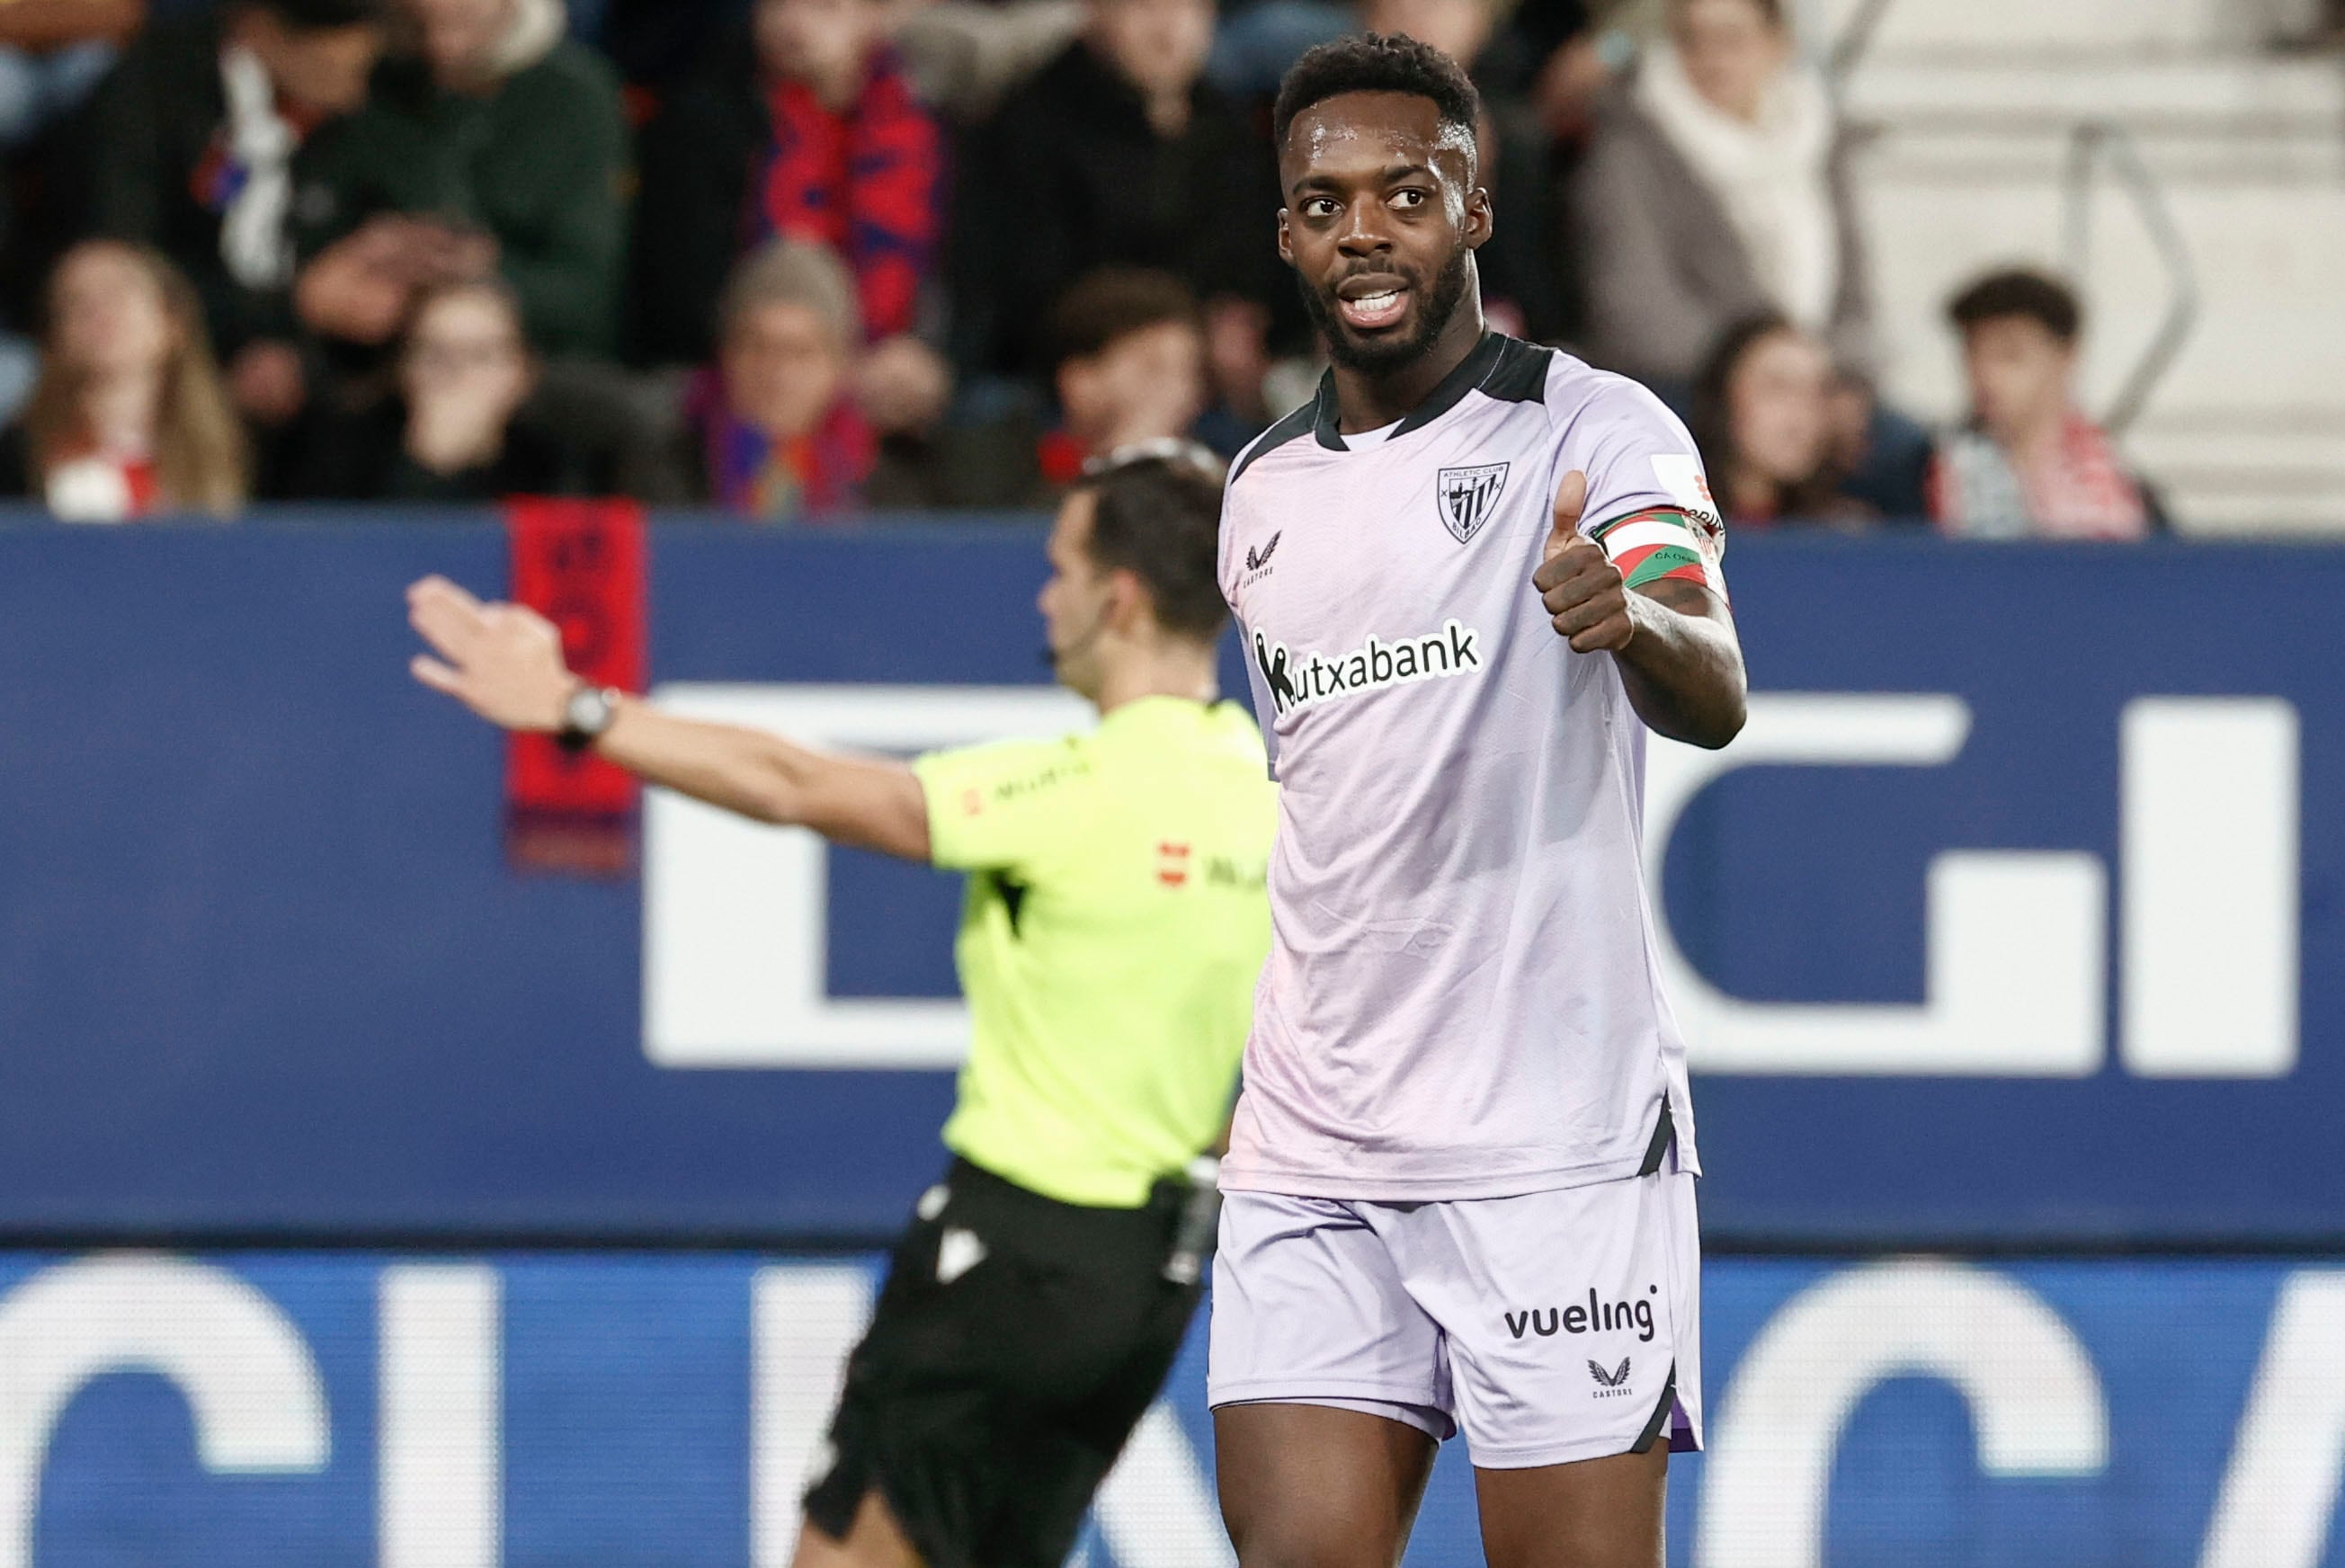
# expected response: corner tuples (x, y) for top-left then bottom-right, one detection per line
(1208, 1191), (1452, 1566)
(1474, 1446), (1669, 1568)
(1214, 1400), (1439, 1568)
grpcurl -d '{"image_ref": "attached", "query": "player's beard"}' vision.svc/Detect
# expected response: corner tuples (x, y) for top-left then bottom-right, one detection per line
(1302, 244), (1475, 377)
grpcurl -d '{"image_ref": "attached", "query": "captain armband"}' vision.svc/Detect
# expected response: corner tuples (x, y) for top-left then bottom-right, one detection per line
(1585, 508), (1727, 599)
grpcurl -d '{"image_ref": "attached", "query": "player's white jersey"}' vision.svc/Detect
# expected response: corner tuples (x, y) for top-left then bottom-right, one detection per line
(1217, 333), (1725, 1202)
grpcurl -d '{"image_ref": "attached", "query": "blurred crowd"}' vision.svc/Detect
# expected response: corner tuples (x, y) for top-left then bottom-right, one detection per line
(0, 0), (2164, 536)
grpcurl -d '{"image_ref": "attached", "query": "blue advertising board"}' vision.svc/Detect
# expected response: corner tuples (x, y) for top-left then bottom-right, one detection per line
(10, 1250), (2344, 1568)
(0, 516), (2339, 1243)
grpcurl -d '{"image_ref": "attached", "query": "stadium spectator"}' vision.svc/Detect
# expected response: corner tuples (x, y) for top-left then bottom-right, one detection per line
(1040, 267), (1207, 486)
(1824, 365), (1931, 520)
(1572, 0), (1870, 392)
(290, 277), (608, 501)
(1931, 267), (2158, 540)
(676, 238), (875, 520)
(1689, 310), (1865, 528)
(951, 0), (1281, 388)
(82, 0), (388, 445)
(892, 0), (1084, 123)
(0, 240), (247, 520)
(1510, 0), (1607, 138)
(629, 0), (945, 371)
(0, 0), (140, 147)
(291, 0), (628, 361)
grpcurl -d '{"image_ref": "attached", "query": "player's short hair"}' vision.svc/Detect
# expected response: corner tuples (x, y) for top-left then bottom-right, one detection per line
(718, 239), (861, 352)
(1074, 444), (1230, 643)
(245, 0), (388, 29)
(1272, 33), (1482, 154)
(1047, 268), (1201, 375)
(1948, 267), (2082, 343)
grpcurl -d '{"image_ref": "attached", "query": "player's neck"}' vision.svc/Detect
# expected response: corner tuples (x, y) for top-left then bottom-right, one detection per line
(1091, 642), (1218, 717)
(1330, 298), (1488, 433)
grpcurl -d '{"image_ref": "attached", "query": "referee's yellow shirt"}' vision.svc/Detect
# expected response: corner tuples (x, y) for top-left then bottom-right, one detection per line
(911, 696), (1276, 1208)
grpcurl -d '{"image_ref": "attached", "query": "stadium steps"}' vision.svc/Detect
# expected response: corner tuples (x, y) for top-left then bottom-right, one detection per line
(1809, 0), (2345, 532)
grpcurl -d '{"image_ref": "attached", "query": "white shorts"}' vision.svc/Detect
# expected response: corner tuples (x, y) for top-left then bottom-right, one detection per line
(1206, 1163), (1702, 1469)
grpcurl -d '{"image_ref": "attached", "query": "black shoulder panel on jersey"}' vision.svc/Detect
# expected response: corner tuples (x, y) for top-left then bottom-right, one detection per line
(1478, 334), (1556, 405)
(1227, 396), (1323, 485)
(1393, 332), (1555, 438)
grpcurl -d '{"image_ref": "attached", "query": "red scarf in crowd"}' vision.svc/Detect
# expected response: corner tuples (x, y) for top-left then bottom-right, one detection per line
(1930, 412), (2149, 540)
(753, 54), (942, 342)
(689, 368), (874, 522)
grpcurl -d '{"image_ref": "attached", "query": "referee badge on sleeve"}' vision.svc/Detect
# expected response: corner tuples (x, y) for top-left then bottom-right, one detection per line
(1437, 463), (1510, 543)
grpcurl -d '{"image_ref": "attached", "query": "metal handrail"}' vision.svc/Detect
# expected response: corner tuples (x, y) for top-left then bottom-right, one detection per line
(1827, 0), (1900, 85)
(2062, 120), (2201, 439)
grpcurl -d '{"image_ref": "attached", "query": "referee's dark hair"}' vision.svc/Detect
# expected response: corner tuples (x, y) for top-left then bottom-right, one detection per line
(1273, 33), (1483, 153)
(1074, 446), (1229, 644)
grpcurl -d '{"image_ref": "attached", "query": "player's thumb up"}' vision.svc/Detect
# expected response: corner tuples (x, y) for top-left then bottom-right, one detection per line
(1542, 470), (1592, 567)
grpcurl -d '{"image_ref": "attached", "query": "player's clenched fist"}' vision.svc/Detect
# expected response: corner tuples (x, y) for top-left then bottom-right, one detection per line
(1534, 470), (1632, 653)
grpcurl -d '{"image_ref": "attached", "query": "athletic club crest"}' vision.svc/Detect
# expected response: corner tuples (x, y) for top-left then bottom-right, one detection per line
(1436, 462), (1509, 543)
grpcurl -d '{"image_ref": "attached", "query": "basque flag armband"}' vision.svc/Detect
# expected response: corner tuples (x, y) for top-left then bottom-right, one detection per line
(1588, 508), (1727, 600)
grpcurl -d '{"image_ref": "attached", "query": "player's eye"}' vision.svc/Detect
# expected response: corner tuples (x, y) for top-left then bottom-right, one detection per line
(1300, 198), (1340, 219)
(1391, 189), (1428, 209)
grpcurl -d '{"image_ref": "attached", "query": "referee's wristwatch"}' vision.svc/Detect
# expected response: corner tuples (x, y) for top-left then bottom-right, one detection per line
(556, 682), (622, 753)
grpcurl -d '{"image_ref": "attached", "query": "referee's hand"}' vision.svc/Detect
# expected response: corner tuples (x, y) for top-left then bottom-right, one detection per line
(1534, 470), (1633, 654)
(406, 575), (575, 732)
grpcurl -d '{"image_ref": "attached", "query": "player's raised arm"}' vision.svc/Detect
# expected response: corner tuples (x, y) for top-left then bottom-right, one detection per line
(1533, 470), (1749, 750)
(404, 575), (932, 860)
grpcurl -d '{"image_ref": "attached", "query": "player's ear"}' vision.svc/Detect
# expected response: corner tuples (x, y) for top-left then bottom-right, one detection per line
(1464, 186), (1494, 251)
(1276, 207), (1295, 268)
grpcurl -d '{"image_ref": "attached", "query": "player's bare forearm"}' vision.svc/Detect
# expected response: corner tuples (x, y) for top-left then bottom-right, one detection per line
(1533, 480), (1746, 750)
(1612, 579), (1748, 750)
(593, 701), (932, 860)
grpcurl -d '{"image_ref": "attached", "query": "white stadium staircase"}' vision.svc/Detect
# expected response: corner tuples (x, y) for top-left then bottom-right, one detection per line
(1806, 0), (2345, 533)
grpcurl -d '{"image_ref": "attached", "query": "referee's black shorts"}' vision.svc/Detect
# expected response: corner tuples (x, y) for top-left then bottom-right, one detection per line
(803, 1156), (1203, 1568)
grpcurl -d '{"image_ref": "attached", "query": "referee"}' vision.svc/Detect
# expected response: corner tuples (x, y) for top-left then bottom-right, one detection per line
(404, 447), (1274, 1568)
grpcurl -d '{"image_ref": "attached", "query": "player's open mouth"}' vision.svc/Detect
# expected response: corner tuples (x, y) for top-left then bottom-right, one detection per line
(1334, 283), (1409, 332)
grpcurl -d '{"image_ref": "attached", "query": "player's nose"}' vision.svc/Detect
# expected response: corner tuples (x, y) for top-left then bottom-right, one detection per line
(1334, 207), (1392, 255)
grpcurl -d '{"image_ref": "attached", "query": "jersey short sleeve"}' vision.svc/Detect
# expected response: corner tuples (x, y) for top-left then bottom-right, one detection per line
(1563, 375), (1727, 599)
(913, 736), (1093, 872)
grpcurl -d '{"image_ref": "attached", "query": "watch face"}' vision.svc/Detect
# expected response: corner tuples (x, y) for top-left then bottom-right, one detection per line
(567, 685), (613, 736)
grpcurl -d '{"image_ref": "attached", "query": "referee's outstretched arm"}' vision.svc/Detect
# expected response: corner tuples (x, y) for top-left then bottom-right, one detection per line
(405, 575), (932, 861)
